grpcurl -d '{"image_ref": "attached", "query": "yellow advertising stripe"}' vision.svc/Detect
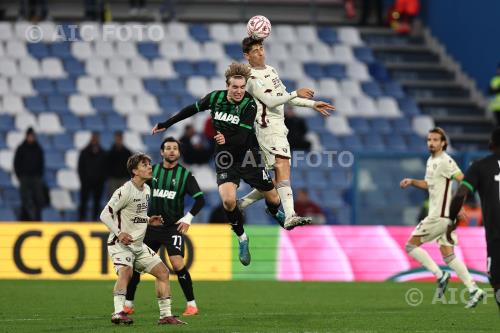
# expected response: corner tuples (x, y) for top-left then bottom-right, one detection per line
(0, 223), (232, 281)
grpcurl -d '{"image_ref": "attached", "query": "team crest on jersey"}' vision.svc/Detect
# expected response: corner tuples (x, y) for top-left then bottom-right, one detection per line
(172, 179), (176, 187)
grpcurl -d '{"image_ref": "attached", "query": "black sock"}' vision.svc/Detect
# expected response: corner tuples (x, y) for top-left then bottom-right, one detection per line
(225, 206), (244, 236)
(265, 200), (280, 215)
(266, 200), (284, 228)
(176, 266), (195, 302)
(126, 270), (141, 301)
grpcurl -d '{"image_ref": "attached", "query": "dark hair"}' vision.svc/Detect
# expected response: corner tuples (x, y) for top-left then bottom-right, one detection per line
(127, 152), (151, 177)
(241, 36), (263, 54)
(160, 137), (181, 151)
(428, 127), (448, 150)
(490, 127), (500, 149)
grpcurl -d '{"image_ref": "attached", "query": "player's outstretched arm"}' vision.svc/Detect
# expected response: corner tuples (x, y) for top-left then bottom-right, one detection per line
(247, 78), (307, 108)
(152, 104), (199, 135)
(400, 178), (428, 190)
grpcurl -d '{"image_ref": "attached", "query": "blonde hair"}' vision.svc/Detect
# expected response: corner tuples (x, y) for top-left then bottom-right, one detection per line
(225, 62), (251, 85)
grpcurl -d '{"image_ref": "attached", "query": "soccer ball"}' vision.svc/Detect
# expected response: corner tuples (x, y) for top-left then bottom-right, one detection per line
(246, 15), (272, 40)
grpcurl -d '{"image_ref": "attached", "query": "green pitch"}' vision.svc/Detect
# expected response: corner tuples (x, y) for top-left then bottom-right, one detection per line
(0, 280), (498, 332)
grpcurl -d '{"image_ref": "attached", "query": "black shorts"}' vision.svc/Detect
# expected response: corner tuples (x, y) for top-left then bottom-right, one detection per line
(487, 242), (500, 286)
(216, 163), (274, 191)
(143, 225), (185, 257)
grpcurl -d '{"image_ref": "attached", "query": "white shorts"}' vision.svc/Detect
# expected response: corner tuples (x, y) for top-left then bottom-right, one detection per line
(108, 242), (163, 274)
(255, 123), (291, 170)
(410, 216), (458, 246)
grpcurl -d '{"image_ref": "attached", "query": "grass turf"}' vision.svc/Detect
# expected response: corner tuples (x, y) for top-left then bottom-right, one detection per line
(0, 280), (498, 332)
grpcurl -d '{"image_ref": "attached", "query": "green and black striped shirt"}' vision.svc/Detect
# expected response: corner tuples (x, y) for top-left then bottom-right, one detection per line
(196, 90), (258, 160)
(149, 163), (203, 227)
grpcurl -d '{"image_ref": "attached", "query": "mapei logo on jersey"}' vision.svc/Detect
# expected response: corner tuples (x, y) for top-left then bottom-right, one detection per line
(153, 188), (177, 199)
(214, 111), (240, 124)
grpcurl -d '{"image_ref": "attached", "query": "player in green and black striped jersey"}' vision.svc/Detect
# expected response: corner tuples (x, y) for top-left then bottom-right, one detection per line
(151, 63), (285, 267)
(125, 137), (205, 316)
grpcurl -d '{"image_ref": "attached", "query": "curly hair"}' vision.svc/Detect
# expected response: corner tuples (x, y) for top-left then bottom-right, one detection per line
(224, 62), (251, 85)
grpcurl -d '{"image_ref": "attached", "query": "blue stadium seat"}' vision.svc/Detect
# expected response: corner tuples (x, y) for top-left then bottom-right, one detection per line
(224, 43), (242, 59)
(0, 170), (12, 187)
(179, 94), (197, 106)
(321, 189), (345, 209)
(331, 170), (351, 190)
(370, 118), (392, 134)
(244, 201), (272, 225)
(53, 133), (74, 150)
(305, 116), (326, 132)
(305, 171), (328, 189)
(137, 42), (160, 60)
(368, 62), (390, 82)
(33, 79), (55, 94)
(197, 61), (216, 77)
(91, 97), (114, 113)
(158, 95), (180, 110)
(144, 79), (165, 95)
(361, 82), (383, 98)
(189, 24), (211, 42)
(383, 82), (405, 98)
(83, 115), (105, 131)
(100, 132), (113, 148)
(142, 135), (161, 152)
(3, 188), (21, 206)
(37, 134), (53, 150)
(340, 135), (364, 152)
(104, 115), (127, 132)
(51, 42), (72, 59)
(281, 79), (296, 91)
(324, 64), (347, 80)
(0, 115), (14, 131)
(42, 208), (64, 221)
(354, 47), (375, 63)
(47, 95), (69, 113)
(0, 134), (6, 149)
(55, 78), (77, 95)
(303, 63), (325, 80)
(406, 134), (427, 152)
(362, 134), (386, 152)
(0, 208), (16, 221)
(63, 58), (85, 76)
(317, 27), (338, 45)
(398, 97), (421, 116)
(320, 133), (342, 150)
(45, 151), (66, 170)
(27, 42), (49, 59)
(44, 170), (57, 187)
(349, 118), (371, 134)
(173, 61), (195, 77)
(165, 78), (186, 95)
(24, 96), (47, 113)
(61, 113), (82, 131)
(392, 118), (413, 135)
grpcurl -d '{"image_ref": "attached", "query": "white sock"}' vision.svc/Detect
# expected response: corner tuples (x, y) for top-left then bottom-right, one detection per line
(113, 292), (126, 314)
(238, 232), (248, 242)
(408, 247), (443, 279)
(239, 189), (264, 210)
(158, 297), (172, 318)
(187, 300), (197, 307)
(124, 300), (134, 308)
(448, 258), (477, 292)
(277, 184), (295, 219)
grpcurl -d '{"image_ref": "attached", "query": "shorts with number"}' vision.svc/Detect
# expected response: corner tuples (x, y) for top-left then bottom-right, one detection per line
(108, 242), (163, 274)
(410, 216), (457, 246)
(255, 123), (291, 170)
(144, 225), (185, 257)
(216, 152), (274, 192)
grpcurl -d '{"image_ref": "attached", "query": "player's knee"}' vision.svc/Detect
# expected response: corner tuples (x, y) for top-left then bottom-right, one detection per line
(405, 242), (417, 254)
(119, 266), (133, 280)
(442, 253), (456, 264)
(222, 198), (236, 211)
(276, 180), (291, 189)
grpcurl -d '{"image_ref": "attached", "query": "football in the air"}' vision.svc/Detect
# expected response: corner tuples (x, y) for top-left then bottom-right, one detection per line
(246, 15), (272, 40)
